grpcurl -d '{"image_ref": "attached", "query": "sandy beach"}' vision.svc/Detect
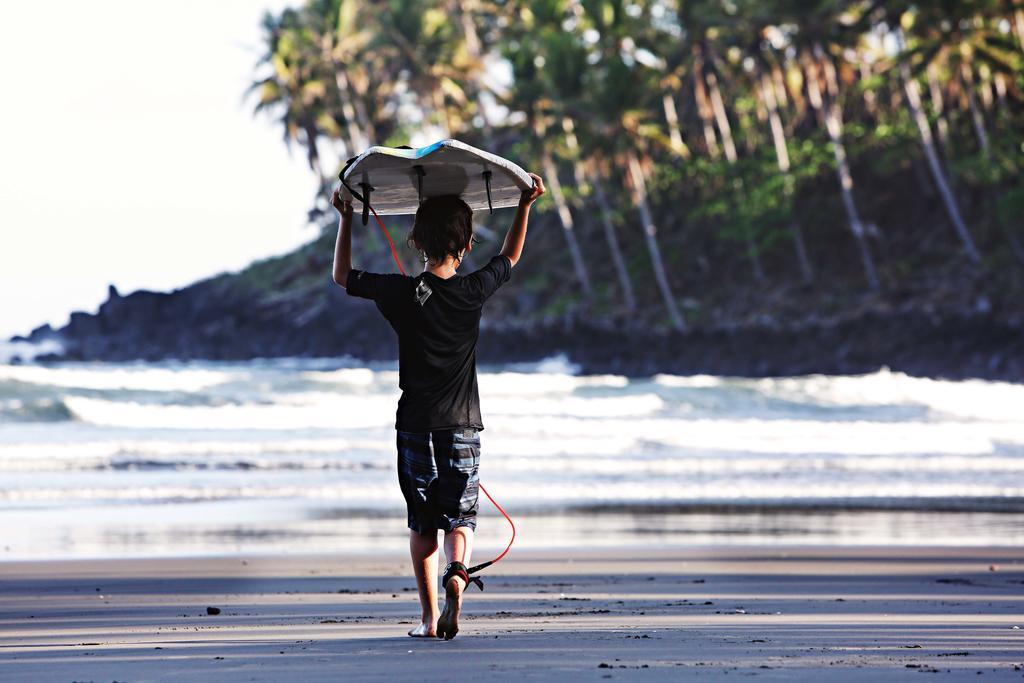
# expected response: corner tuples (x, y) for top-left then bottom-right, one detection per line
(1, 545), (1022, 681)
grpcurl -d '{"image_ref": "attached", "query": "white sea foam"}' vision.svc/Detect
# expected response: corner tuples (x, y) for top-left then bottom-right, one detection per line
(487, 392), (664, 417)
(479, 371), (628, 395)
(4, 478), (1022, 506)
(653, 374), (724, 388)
(0, 339), (64, 364)
(3, 360), (1024, 559)
(753, 368), (1024, 422)
(300, 368), (376, 386)
(502, 354), (582, 375)
(63, 394), (397, 430)
(0, 363), (231, 391)
(486, 415), (1024, 455)
(653, 368), (1024, 423)
(0, 436), (393, 471)
(0, 482), (401, 504)
(488, 454), (1024, 476)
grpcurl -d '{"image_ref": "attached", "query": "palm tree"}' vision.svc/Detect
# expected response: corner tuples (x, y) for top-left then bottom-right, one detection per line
(578, 1), (686, 329)
(589, 160), (639, 312)
(862, 0), (1018, 263)
(500, 0), (594, 299)
(625, 148), (687, 330)
(321, 0), (372, 151)
(803, 44), (881, 290)
(537, 118), (593, 300)
(562, 115), (638, 312)
(758, 63), (814, 282)
(251, 8), (336, 180)
(894, 24), (982, 263)
(378, 0), (471, 137)
(454, 0), (497, 139)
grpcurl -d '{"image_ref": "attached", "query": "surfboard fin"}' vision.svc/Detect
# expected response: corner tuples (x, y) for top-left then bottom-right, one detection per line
(483, 169), (494, 214)
(413, 165), (425, 204)
(358, 182), (373, 225)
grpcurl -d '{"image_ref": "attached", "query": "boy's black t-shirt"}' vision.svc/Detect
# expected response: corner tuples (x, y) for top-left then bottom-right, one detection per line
(345, 254), (512, 432)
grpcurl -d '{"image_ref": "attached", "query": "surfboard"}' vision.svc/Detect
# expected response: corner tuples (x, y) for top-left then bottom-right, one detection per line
(339, 139), (534, 218)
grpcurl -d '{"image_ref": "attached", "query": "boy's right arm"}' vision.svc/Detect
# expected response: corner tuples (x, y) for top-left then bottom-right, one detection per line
(499, 172), (545, 268)
(331, 187), (354, 287)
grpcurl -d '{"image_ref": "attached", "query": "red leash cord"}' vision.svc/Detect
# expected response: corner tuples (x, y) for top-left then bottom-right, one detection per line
(363, 202), (516, 573)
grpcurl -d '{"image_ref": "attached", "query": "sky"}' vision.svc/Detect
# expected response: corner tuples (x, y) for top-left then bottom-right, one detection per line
(0, 0), (319, 339)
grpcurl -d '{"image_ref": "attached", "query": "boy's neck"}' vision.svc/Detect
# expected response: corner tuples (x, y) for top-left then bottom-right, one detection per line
(424, 255), (461, 280)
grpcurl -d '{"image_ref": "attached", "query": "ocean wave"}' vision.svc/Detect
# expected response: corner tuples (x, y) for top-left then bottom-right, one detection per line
(653, 368), (1024, 422)
(299, 367), (377, 387)
(479, 372), (628, 395)
(487, 392), (665, 417)
(4, 479), (1023, 508)
(0, 339), (63, 364)
(484, 415), (1024, 455)
(0, 397), (72, 423)
(753, 369), (1024, 422)
(653, 374), (724, 388)
(0, 363), (232, 392)
(490, 454), (1024, 476)
(0, 482), (401, 504)
(62, 394), (398, 429)
(0, 436), (393, 471)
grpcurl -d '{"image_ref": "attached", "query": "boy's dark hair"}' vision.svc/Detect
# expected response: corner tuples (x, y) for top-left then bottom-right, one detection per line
(408, 195), (474, 264)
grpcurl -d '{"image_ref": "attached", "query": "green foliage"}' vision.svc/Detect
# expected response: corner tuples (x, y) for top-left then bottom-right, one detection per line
(250, 0), (1024, 326)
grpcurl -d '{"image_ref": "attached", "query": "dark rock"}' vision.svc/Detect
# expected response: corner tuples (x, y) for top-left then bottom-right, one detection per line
(206, 606), (221, 615)
(9, 240), (1024, 382)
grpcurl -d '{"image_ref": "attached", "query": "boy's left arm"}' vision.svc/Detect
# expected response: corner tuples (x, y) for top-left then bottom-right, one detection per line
(331, 187), (354, 287)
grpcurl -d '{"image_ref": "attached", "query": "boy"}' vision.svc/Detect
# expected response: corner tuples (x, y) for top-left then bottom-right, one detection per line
(330, 173), (545, 640)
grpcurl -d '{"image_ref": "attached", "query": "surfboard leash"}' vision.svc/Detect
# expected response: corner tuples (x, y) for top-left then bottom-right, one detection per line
(339, 177), (516, 588)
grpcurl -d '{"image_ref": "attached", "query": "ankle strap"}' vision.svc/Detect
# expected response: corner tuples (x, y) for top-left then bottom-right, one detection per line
(442, 561), (484, 591)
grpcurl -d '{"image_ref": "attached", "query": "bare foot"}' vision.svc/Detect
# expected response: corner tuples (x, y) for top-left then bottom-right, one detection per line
(436, 577), (463, 640)
(407, 622), (436, 637)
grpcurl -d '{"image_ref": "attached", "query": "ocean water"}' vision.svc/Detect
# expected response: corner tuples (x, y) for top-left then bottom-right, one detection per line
(1, 354), (1023, 559)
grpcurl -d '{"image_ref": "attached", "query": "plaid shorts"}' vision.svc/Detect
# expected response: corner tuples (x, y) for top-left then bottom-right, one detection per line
(396, 428), (481, 534)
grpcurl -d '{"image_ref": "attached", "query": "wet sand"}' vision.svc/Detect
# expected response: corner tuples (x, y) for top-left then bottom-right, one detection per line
(1, 546), (1022, 681)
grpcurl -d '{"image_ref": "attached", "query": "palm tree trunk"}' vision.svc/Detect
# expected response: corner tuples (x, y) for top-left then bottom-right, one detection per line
(926, 64), (950, 149)
(994, 72), (1008, 109)
(334, 68), (368, 152)
(322, 37), (368, 152)
(761, 73), (791, 173)
(431, 88), (452, 138)
(625, 150), (685, 331)
(351, 84), (372, 139)
(804, 52), (880, 291)
(591, 165), (638, 312)
(540, 149), (593, 299)
(859, 61), (877, 117)
(564, 118), (634, 310)
(1015, 8), (1024, 52)
(705, 70), (738, 163)
(561, 117), (589, 191)
(662, 93), (691, 158)
(899, 53), (982, 263)
(803, 54), (826, 128)
(760, 73), (813, 283)
(457, 0), (492, 138)
(693, 65), (720, 159)
(978, 64), (994, 110)
(960, 63), (991, 160)
(819, 46), (840, 99)
(707, 68), (763, 280)
(771, 65), (790, 111)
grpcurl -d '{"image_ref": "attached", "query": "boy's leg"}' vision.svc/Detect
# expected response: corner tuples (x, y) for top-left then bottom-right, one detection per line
(396, 430), (441, 637)
(432, 428), (481, 640)
(443, 525), (474, 576)
(408, 529), (439, 636)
